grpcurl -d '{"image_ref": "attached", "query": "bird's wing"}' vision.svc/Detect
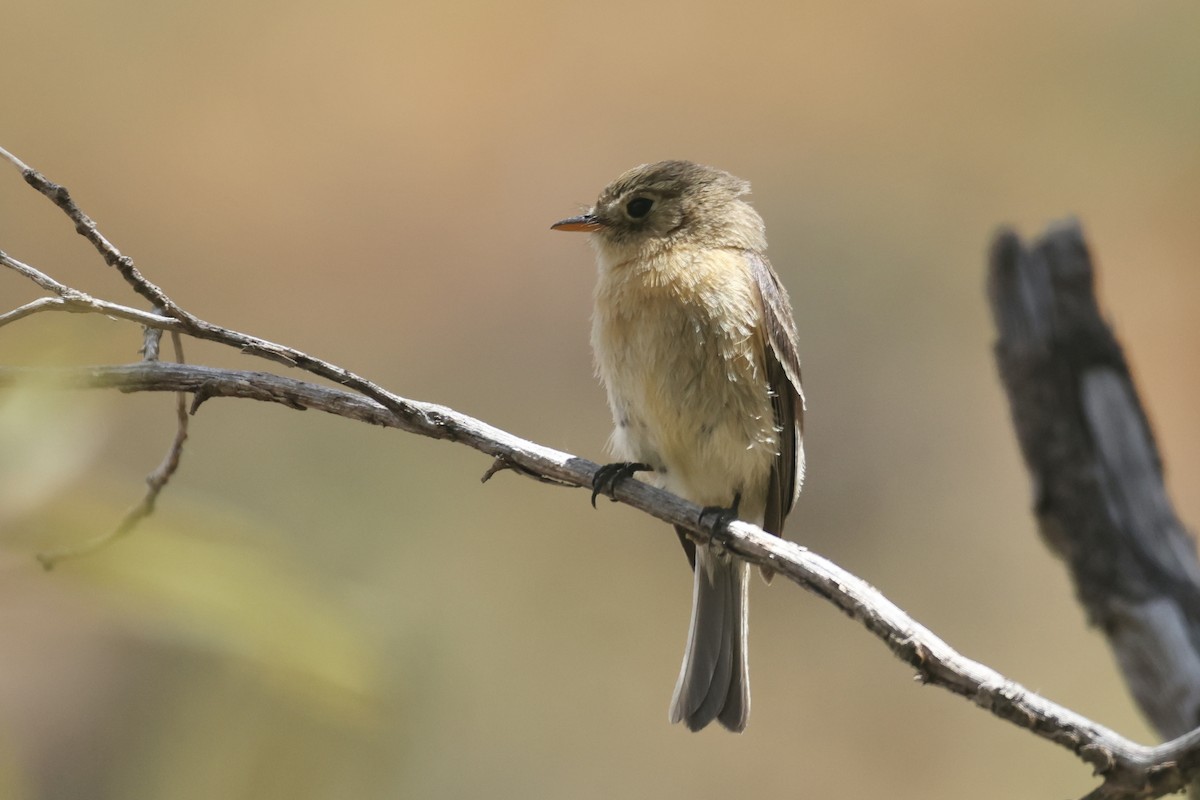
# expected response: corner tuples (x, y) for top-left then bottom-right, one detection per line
(747, 251), (806, 539)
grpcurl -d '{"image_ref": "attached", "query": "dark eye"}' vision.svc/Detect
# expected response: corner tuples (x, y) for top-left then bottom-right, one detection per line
(625, 197), (653, 219)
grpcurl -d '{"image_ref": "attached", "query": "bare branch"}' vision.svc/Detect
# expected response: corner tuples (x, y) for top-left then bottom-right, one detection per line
(0, 248), (74, 294)
(0, 153), (423, 423)
(0, 144), (34, 173)
(1, 145), (177, 313)
(0, 361), (580, 469)
(5, 145), (1200, 798)
(0, 360), (1196, 797)
(1, 252), (183, 331)
(0, 297), (66, 327)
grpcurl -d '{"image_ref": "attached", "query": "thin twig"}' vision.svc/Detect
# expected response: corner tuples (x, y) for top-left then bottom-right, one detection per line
(142, 305), (166, 361)
(0, 249), (73, 293)
(35, 341), (191, 570)
(1, 151), (419, 425)
(1, 145), (176, 314)
(0, 297), (65, 327)
(481, 454), (577, 486)
(1, 252), (183, 331)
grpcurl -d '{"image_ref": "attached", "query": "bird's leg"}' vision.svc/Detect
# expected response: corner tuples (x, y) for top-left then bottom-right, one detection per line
(591, 462), (652, 508)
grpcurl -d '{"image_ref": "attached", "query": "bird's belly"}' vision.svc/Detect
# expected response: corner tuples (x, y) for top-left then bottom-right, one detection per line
(598, 295), (777, 514)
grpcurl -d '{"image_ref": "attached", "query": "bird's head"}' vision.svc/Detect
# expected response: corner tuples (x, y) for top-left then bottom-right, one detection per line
(552, 160), (766, 261)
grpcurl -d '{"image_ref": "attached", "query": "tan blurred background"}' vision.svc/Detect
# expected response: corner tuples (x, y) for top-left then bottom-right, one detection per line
(2, 1), (1199, 797)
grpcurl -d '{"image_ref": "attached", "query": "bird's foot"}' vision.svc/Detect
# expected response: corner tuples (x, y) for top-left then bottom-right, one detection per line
(698, 491), (742, 532)
(699, 492), (743, 557)
(591, 462), (652, 508)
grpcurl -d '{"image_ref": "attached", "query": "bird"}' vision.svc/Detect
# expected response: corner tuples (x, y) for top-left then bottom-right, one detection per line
(552, 160), (805, 732)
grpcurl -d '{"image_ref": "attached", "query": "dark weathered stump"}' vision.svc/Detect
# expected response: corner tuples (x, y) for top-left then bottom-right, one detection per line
(989, 221), (1200, 744)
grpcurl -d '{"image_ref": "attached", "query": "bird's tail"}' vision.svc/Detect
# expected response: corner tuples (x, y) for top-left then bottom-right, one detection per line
(669, 542), (749, 732)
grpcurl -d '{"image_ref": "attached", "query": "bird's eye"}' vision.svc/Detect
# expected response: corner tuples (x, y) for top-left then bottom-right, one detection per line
(625, 197), (654, 219)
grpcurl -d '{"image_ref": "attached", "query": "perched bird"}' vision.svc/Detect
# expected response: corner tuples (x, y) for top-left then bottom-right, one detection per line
(552, 161), (805, 732)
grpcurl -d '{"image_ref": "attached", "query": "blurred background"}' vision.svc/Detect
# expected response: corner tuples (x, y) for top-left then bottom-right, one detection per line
(2, 1), (1199, 797)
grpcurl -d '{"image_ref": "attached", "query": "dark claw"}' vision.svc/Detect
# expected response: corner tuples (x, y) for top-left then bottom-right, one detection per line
(698, 491), (743, 531)
(591, 462), (651, 508)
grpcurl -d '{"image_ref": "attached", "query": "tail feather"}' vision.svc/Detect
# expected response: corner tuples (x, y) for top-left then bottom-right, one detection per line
(717, 560), (750, 731)
(669, 541), (750, 732)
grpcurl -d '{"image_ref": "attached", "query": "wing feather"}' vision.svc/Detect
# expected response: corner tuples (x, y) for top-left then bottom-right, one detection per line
(747, 252), (805, 540)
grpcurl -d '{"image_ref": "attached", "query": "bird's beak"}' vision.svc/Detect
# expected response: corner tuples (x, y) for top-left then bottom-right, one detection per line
(551, 213), (603, 233)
